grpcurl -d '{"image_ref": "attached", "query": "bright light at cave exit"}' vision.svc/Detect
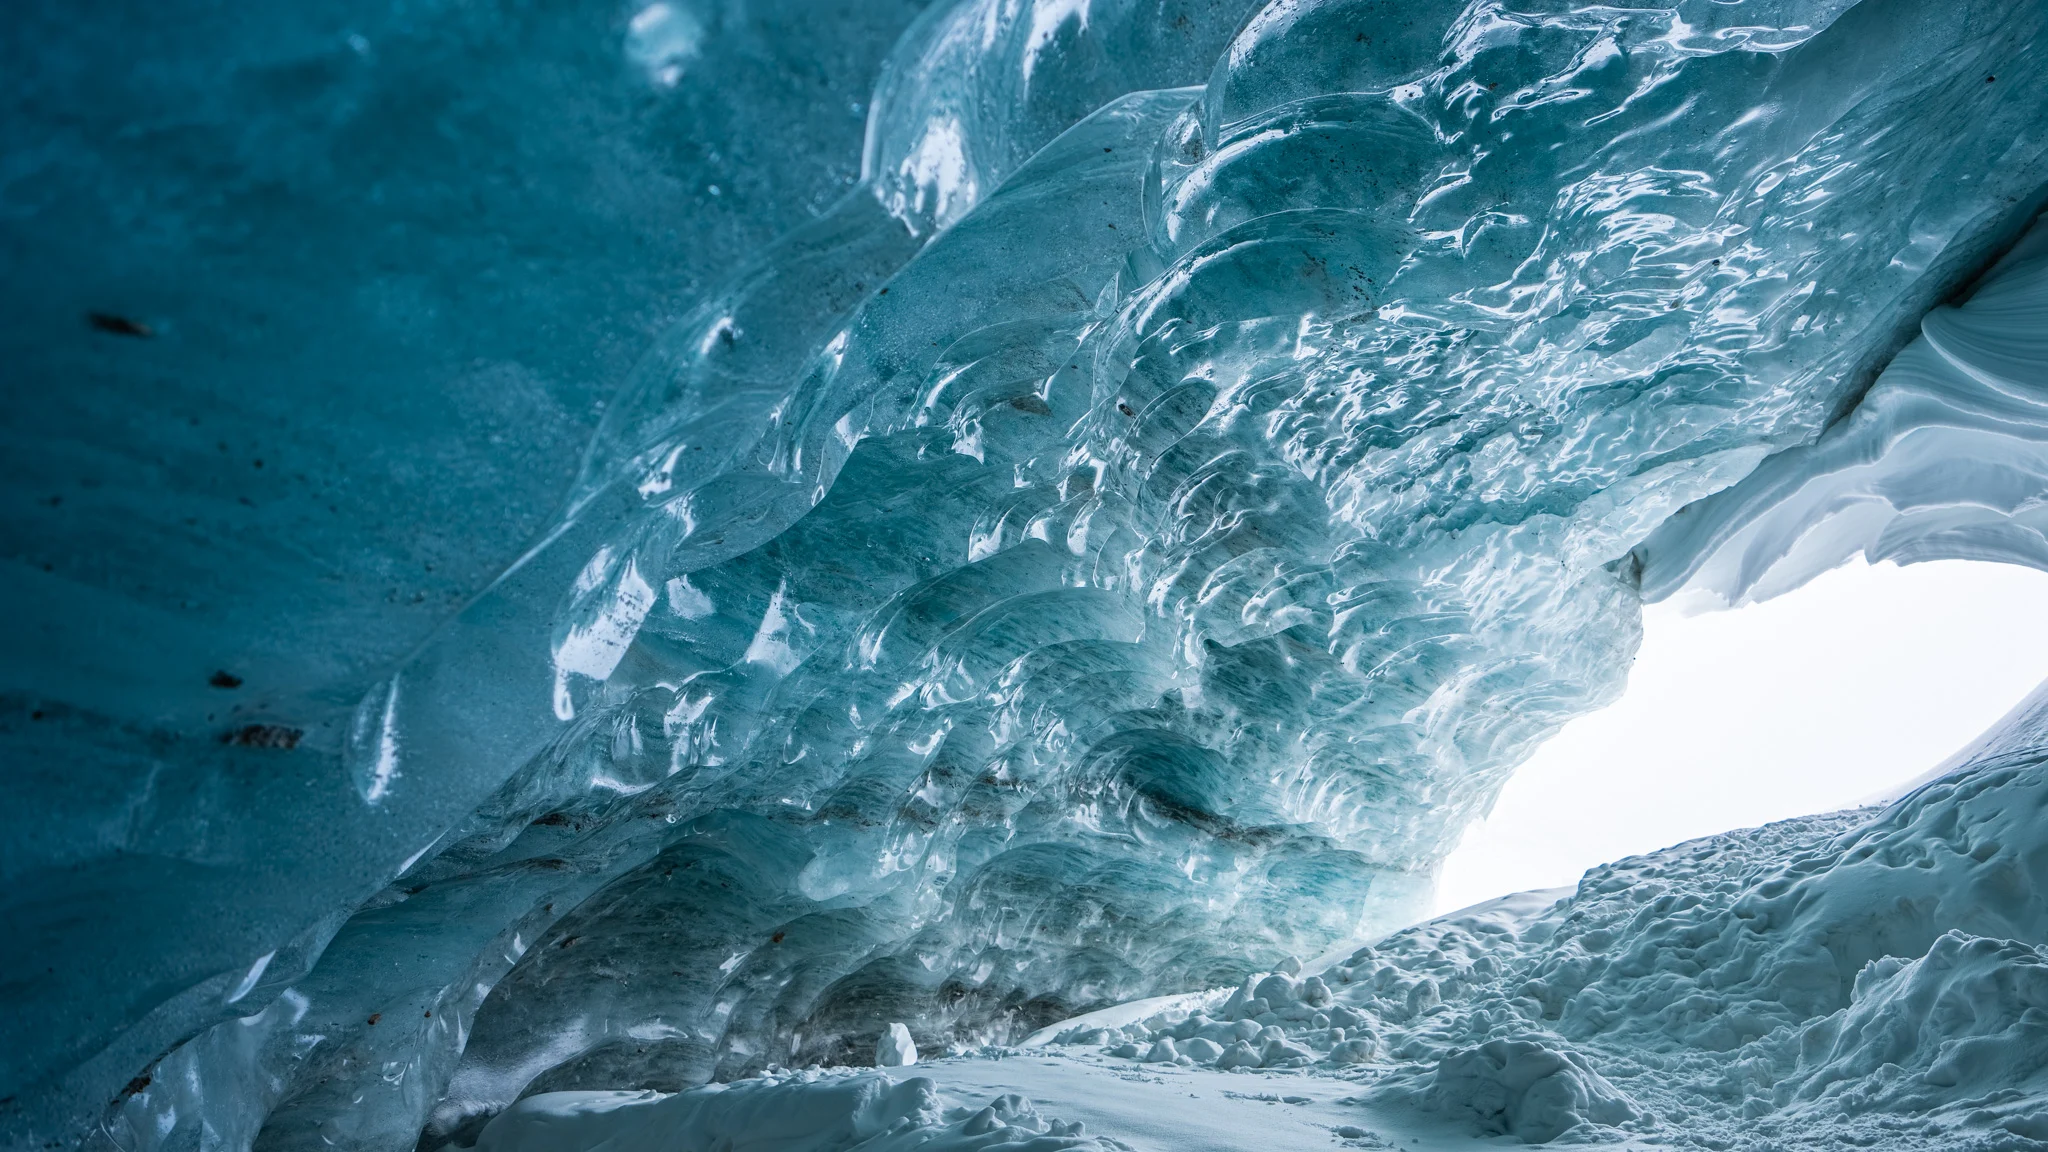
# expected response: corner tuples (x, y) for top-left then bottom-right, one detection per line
(1434, 558), (2048, 916)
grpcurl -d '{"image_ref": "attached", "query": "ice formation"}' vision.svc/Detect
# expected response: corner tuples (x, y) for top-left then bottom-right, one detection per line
(5, 0), (2048, 1149)
(1640, 204), (2048, 606)
(876, 1025), (920, 1069)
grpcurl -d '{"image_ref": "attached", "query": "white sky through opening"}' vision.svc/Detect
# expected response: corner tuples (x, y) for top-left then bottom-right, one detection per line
(1434, 558), (2048, 916)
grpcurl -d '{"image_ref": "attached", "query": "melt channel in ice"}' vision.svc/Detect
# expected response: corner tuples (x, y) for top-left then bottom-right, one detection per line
(33, 0), (2048, 1150)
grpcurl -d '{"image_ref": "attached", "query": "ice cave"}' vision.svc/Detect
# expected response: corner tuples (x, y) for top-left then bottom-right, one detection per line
(6, 0), (2048, 1148)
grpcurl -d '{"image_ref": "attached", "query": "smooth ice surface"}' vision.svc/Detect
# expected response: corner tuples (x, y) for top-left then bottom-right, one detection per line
(6, 0), (2048, 1149)
(1436, 557), (2048, 914)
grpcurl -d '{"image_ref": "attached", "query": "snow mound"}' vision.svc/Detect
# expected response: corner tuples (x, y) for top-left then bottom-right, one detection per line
(1421, 1037), (1638, 1144)
(1786, 931), (2048, 1117)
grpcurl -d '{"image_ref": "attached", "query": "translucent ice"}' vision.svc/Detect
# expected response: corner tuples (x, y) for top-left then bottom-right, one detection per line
(7, 0), (2047, 1148)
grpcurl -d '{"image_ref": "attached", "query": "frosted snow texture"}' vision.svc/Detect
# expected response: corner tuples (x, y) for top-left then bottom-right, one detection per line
(7, 0), (2047, 1149)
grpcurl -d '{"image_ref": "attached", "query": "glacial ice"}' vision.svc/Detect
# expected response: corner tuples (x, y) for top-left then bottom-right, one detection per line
(6, 0), (2048, 1149)
(1640, 210), (2048, 606)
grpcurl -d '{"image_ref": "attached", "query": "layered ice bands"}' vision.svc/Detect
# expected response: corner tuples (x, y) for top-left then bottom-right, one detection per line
(7, 0), (2047, 1150)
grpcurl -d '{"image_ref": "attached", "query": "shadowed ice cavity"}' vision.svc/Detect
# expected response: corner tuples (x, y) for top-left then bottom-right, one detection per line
(33, 0), (2048, 1149)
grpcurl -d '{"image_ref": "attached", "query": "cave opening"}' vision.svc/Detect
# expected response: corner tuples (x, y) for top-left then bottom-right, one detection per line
(1437, 557), (2048, 915)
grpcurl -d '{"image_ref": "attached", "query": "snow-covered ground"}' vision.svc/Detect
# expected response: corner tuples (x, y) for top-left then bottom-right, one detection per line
(466, 1059), (1469, 1152)
(466, 680), (2048, 1151)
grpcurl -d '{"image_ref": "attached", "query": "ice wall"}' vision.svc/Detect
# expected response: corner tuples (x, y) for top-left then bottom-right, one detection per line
(2, 1), (1267, 1147)
(6, 0), (2047, 1149)
(0, 0), (935, 1142)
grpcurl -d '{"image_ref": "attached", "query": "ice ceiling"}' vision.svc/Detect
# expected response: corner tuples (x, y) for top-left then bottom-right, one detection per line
(3, 0), (2045, 1148)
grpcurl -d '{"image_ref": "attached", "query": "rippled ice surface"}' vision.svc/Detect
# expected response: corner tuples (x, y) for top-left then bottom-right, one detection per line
(10, 0), (2047, 1148)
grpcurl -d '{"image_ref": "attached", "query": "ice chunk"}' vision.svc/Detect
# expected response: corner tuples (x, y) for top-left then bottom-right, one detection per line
(1327, 1037), (1378, 1066)
(877, 1023), (919, 1068)
(1252, 973), (1298, 1007)
(1214, 1041), (1264, 1071)
(1259, 1037), (1317, 1068)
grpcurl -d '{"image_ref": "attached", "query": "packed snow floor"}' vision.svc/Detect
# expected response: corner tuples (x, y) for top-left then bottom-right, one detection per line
(468, 1054), (1486, 1152)
(467, 699), (2048, 1151)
